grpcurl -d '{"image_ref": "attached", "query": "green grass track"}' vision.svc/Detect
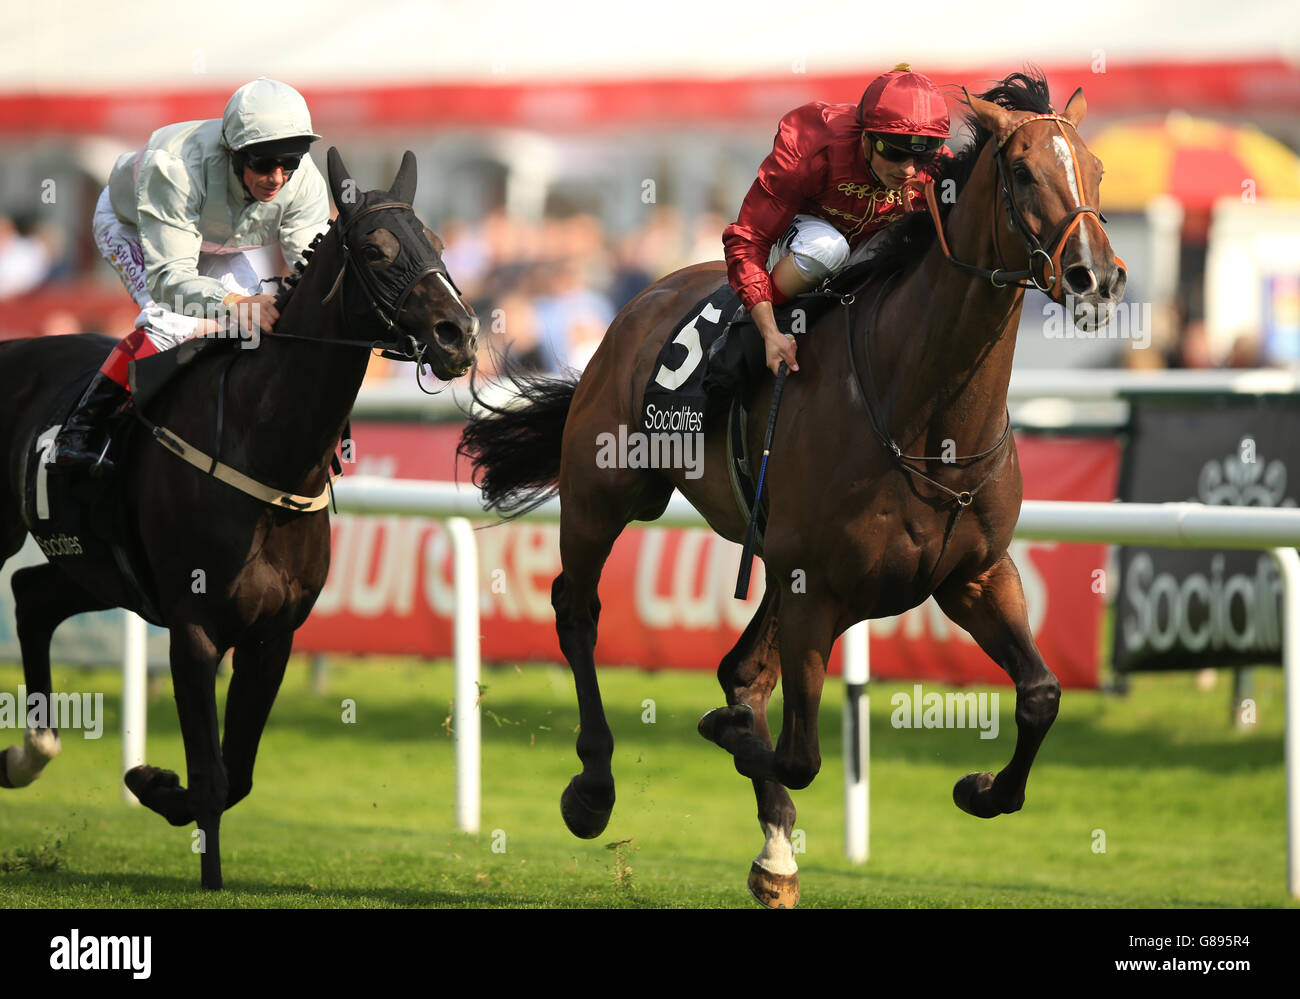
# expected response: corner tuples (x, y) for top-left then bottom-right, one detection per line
(0, 658), (1292, 908)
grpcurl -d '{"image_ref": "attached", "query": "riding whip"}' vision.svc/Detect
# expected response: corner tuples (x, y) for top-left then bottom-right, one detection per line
(734, 360), (788, 600)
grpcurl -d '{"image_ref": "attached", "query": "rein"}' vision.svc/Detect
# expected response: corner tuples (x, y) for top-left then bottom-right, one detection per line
(837, 277), (1012, 589)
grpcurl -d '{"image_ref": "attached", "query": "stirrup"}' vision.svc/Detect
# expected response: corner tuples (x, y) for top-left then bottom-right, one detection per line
(49, 438), (115, 477)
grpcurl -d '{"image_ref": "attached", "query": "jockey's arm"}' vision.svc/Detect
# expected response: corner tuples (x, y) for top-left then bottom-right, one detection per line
(749, 255), (806, 373)
(724, 107), (826, 374)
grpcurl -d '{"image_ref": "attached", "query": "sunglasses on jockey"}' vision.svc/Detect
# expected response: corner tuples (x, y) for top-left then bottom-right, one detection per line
(243, 153), (303, 175)
(869, 132), (946, 163)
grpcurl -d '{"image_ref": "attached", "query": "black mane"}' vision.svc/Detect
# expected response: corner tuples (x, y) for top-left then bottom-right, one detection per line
(846, 68), (1054, 285)
(272, 221), (333, 313)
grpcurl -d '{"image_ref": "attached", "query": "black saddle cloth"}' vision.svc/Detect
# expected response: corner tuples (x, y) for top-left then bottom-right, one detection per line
(20, 335), (232, 625)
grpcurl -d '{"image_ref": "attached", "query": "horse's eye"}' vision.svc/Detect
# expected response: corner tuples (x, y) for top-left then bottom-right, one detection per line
(1013, 164), (1033, 185)
(364, 243), (385, 262)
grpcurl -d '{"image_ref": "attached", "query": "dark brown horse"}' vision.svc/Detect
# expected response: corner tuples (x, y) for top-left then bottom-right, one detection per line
(0, 149), (477, 889)
(461, 72), (1124, 906)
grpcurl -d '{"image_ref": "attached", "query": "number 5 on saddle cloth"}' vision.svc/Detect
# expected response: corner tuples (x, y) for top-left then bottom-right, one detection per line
(643, 281), (838, 433)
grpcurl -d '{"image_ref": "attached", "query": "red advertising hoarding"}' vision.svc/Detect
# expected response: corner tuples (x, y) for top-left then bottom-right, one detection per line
(297, 423), (1119, 688)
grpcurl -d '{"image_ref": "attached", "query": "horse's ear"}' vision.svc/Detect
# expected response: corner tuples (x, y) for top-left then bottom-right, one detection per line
(388, 150), (417, 204)
(1063, 87), (1087, 128)
(966, 92), (1018, 147)
(327, 147), (356, 220)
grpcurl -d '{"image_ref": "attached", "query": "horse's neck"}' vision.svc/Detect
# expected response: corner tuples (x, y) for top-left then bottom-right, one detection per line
(230, 232), (372, 491)
(871, 147), (1027, 453)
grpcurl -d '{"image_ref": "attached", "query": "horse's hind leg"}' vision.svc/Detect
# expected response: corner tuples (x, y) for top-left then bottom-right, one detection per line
(934, 553), (1061, 818)
(554, 471), (672, 840)
(712, 586), (800, 908)
(221, 632), (292, 810)
(0, 564), (111, 788)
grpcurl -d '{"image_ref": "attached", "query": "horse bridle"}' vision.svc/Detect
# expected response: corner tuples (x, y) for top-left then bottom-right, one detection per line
(313, 199), (477, 363)
(922, 108), (1124, 300)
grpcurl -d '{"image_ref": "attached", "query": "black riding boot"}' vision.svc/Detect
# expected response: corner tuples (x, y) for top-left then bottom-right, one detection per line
(702, 306), (764, 423)
(49, 373), (128, 475)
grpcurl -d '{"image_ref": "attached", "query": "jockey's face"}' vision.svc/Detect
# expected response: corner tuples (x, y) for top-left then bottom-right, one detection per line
(241, 163), (290, 202)
(863, 135), (918, 191)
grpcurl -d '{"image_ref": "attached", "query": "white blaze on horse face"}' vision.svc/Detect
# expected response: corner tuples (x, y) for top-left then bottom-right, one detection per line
(435, 271), (473, 319)
(1052, 135), (1080, 207)
(1052, 134), (1094, 276)
(754, 822), (798, 876)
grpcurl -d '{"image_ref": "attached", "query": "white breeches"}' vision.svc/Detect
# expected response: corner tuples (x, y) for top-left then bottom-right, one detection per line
(767, 214), (851, 284)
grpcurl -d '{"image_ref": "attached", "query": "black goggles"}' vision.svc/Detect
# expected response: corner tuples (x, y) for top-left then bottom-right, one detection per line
(244, 153), (303, 175)
(870, 134), (945, 162)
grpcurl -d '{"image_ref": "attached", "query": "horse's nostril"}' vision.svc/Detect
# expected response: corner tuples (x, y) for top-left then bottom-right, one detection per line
(1064, 266), (1097, 296)
(434, 321), (463, 348)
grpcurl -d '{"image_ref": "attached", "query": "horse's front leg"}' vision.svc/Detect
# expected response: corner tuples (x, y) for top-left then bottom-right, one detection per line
(222, 631), (293, 810)
(128, 620), (228, 888)
(934, 553), (1061, 818)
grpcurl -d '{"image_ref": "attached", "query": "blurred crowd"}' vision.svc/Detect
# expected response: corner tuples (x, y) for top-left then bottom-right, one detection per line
(440, 207), (727, 378)
(0, 213), (67, 299)
(0, 204), (732, 379)
(0, 203), (1280, 376)
(1118, 303), (1266, 371)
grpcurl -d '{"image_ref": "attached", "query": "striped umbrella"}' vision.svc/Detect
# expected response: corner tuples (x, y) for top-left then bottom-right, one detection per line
(1086, 112), (1300, 212)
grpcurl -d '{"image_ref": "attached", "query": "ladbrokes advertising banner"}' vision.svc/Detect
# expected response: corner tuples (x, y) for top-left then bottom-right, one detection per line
(1113, 397), (1298, 673)
(293, 424), (1119, 689)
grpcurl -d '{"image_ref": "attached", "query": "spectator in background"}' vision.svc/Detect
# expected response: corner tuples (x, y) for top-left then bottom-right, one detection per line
(1226, 332), (1264, 368)
(0, 213), (54, 298)
(533, 257), (615, 372)
(1168, 319), (1215, 369)
(480, 292), (546, 374)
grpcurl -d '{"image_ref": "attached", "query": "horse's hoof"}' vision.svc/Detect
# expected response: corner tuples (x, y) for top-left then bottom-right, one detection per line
(953, 771), (1001, 819)
(747, 862), (799, 909)
(560, 777), (612, 839)
(125, 765), (191, 824)
(0, 728), (63, 788)
(125, 764), (180, 797)
(697, 704), (755, 746)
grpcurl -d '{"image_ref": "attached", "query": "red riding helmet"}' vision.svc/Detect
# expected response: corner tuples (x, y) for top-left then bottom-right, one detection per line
(858, 63), (950, 153)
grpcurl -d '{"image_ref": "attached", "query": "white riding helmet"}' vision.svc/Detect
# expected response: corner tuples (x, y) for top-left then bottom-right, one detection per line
(222, 77), (321, 155)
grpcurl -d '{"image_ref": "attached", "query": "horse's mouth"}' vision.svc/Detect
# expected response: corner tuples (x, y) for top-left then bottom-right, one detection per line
(1071, 298), (1115, 334)
(425, 357), (473, 382)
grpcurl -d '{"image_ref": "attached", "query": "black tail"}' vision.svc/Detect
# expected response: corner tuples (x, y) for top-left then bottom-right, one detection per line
(458, 366), (579, 518)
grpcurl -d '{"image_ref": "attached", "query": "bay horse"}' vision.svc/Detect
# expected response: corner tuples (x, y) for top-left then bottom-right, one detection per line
(0, 148), (478, 889)
(462, 72), (1126, 907)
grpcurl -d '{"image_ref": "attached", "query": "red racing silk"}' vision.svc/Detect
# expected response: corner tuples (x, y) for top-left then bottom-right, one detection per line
(723, 102), (951, 311)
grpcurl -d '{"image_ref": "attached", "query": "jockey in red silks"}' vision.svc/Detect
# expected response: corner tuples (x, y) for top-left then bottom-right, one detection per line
(51, 77), (330, 472)
(708, 63), (952, 390)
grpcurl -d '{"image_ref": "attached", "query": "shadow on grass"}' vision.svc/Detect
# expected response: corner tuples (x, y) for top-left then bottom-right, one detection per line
(0, 868), (666, 909)
(238, 686), (1283, 779)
